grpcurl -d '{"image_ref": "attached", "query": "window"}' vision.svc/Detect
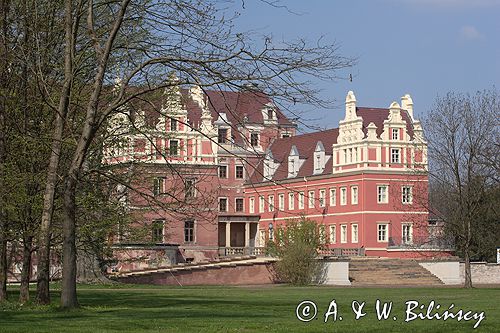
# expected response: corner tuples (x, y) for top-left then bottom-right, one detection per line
(268, 195), (274, 212)
(319, 225), (326, 244)
(392, 128), (399, 140)
(235, 198), (244, 212)
(308, 190), (315, 208)
(329, 225), (336, 244)
(184, 178), (196, 199)
(184, 220), (195, 243)
(349, 148), (352, 163)
(250, 133), (259, 147)
(341, 224), (347, 243)
(153, 177), (166, 196)
(219, 198), (227, 212)
(218, 128), (228, 144)
(402, 186), (413, 204)
(278, 194), (285, 211)
(235, 165), (244, 179)
(351, 186), (358, 205)
(378, 224), (388, 242)
(319, 189), (326, 207)
(267, 108), (274, 120)
(351, 224), (358, 243)
(249, 197), (255, 214)
(170, 118), (178, 131)
(340, 187), (347, 205)
(377, 185), (388, 203)
(298, 192), (305, 209)
(391, 148), (400, 163)
(288, 192), (295, 210)
(259, 230), (266, 246)
(218, 165), (227, 178)
(169, 140), (179, 156)
(152, 220), (164, 243)
(402, 223), (413, 244)
(329, 188), (336, 206)
(259, 196), (265, 213)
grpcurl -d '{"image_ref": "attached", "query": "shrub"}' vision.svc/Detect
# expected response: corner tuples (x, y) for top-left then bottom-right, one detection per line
(272, 217), (326, 285)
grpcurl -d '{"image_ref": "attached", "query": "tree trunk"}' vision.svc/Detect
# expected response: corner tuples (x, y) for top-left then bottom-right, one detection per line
(19, 235), (33, 304)
(0, 236), (7, 302)
(60, 175), (78, 309)
(0, 0), (10, 304)
(36, 0), (73, 305)
(463, 243), (473, 288)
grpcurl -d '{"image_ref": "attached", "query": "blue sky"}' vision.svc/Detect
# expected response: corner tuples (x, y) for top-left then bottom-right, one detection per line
(232, 0), (500, 131)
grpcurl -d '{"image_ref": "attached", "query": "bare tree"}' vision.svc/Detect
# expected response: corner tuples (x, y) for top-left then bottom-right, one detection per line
(425, 89), (500, 288)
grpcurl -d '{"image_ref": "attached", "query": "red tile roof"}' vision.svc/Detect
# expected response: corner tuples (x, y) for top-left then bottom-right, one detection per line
(357, 107), (414, 139)
(248, 107), (416, 183)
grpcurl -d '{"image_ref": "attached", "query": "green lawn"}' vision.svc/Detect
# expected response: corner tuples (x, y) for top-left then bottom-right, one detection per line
(0, 284), (499, 333)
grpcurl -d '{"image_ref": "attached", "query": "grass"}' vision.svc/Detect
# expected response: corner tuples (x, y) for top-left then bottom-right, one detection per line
(0, 284), (499, 333)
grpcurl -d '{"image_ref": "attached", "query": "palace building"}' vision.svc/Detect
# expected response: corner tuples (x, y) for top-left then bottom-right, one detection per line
(105, 86), (450, 270)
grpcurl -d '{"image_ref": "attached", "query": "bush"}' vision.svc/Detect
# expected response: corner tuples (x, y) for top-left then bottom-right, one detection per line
(272, 217), (326, 285)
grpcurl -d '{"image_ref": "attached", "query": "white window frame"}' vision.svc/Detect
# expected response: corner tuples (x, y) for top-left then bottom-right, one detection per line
(402, 186), (413, 204)
(319, 225), (326, 244)
(278, 193), (285, 211)
(402, 223), (413, 244)
(235, 165), (245, 179)
(288, 192), (295, 210)
(268, 195), (274, 212)
(391, 128), (399, 140)
(329, 225), (336, 244)
(351, 223), (358, 243)
(340, 187), (347, 206)
(351, 186), (358, 205)
(298, 191), (305, 209)
(218, 165), (228, 178)
(319, 189), (326, 207)
(377, 223), (389, 242)
(391, 148), (400, 163)
(259, 230), (266, 247)
(259, 195), (265, 213)
(218, 197), (228, 212)
(235, 197), (244, 212)
(329, 188), (336, 206)
(377, 185), (388, 204)
(340, 224), (348, 243)
(308, 190), (315, 208)
(249, 197), (255, 214)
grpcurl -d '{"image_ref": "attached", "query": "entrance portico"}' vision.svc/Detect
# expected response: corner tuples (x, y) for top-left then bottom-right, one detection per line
(218, 215), (262, 256)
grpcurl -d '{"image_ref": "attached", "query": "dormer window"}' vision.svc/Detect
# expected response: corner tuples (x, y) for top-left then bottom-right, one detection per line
(267, 108), (274, 120)
(264, 151), (279, 180)
(288, 147), (298, 178)
(250, 133), (259, 147)
(218, 128), (228, 144)
(313, 141), (326, 175)
(392, 128), (399, 140)
(170, 118), (178, 131)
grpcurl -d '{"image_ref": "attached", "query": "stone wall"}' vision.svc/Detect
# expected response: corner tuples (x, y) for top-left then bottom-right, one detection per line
(460, 262), (500, 284)
(117, 262), (276, 285)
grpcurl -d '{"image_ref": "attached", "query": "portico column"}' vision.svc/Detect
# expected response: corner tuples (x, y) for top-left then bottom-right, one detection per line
(225, 222), (231, 247)
(245, 222), (250, 247)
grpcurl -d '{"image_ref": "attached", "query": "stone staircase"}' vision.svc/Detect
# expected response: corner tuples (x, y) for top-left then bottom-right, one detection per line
(349, 258), (444, 286)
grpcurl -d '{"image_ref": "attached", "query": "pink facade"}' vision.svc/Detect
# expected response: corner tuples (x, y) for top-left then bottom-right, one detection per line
(106, 87), (450, 267)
